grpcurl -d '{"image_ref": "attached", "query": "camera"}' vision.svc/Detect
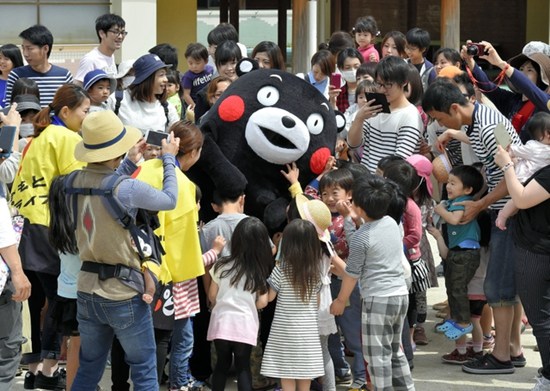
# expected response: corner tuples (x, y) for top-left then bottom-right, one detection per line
(467, 43), (487, 56)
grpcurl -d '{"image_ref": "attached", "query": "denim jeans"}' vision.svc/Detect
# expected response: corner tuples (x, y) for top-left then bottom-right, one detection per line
(328, 278), (366, 383)
(170, 317), (194, 388)
(72, 292), (158, 391)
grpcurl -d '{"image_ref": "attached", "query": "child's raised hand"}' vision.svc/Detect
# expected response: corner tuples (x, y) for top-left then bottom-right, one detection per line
(212, 235), (226, 255)
(434, 202), (446, 215)
(280, 162), (300, 185)
(323, 156), (336, 174)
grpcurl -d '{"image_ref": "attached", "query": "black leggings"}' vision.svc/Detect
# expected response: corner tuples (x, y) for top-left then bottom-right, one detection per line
(212, 339), (252, 391)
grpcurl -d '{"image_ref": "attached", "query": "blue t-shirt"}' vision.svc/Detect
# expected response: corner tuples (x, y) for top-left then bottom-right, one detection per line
(182, 65), (214, 103)
(0, 79), (6, 106)
(446, 195), (480, 249)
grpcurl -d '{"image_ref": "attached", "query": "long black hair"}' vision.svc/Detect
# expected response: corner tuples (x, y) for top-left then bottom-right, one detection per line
(213, 217), (272, 294)
(48, 175), (78, 254)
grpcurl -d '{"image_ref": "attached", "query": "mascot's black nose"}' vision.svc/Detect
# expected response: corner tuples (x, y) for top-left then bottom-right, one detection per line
(282, 116), (296, 128)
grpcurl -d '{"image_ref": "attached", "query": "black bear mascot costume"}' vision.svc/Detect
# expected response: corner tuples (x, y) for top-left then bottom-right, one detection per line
(189, 62), (344, 232)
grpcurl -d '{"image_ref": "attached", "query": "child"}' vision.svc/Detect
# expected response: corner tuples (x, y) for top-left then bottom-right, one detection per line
(207, 217), (272, 391)
(352, 16), (380, 63)
(330, 176), (414, 390)
(261, 219), (324, 391)
(83, 69), (116, 113)
(496, 112), (550, 229)
(433, 165), (485, 340)
(166, 69), (183, 118)
(182, 43), (214, 111)
(343, 79), (377, 145)
(405, 27), (435, 92)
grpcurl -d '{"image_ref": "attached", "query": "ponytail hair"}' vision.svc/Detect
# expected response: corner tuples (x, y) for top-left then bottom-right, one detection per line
(33, 84), (89, 137)
(48, 175), (78, 254)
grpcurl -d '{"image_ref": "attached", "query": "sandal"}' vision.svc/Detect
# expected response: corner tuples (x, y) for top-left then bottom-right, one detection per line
(444, 321), (473, 340)
(435, 319), (453, 333)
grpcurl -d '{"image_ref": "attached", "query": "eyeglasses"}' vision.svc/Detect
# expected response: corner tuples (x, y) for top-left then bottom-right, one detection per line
(374, 81), (394, 90)
(108, 30), (128, 37)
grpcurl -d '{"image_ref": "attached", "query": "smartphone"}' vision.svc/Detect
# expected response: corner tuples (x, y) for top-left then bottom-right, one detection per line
(145, 130), (169, 147)
(365, 92), (391, 113)
(0, 126), (17, 158)
(330, 72), (341, 88)
(494, 123), (512, 149)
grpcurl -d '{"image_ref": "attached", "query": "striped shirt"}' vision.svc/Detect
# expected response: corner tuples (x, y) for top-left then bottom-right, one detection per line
(466, 103), (522, 210)
(5, 65), (73, 107)
(354, 103), (423, 173)
(173, 248), (218, 320)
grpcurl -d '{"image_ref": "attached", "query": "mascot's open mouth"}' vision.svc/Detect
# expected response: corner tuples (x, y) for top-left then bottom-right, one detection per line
(259, 126), (296, 149)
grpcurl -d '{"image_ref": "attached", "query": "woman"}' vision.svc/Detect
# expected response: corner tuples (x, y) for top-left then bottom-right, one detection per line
(11, 84), (90, 390)
(252, 41), (286, 70)
(136, 121), (206, 390)
(494, 145), (550, 391)
(334, 47), (364, 113)
(0, 44), (24, 105)
(198, 76), (232, 124)
(381, 31), (407, 59)
(107, 53), (179, 135)
(48, 110), (180, 390)
(462, 40), (550, 142)
(298, 49), (335, 99)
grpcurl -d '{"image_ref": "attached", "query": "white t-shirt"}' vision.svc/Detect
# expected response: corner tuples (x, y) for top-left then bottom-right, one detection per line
(75, 47), (117, 83)
(106, 90), (179, 134)
(0, 198), (16, 249)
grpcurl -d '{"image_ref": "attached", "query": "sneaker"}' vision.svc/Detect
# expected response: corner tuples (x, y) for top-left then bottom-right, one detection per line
(442, 349), (471, 365)
(335, 372), (352, 384)
(34, 368), (66, 390)
(466, 347), (484, 361)
(532, 375), (550, 391)
(413, 326), (428, 346)
(348, 380), (368, 390)
(511, 352), (527, 368)
(23, 371), (35, 389)
(462, 353), (515, 375)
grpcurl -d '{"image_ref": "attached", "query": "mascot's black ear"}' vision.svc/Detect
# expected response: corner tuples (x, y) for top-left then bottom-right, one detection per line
(236, 58), (259, 77)
(334, 111), (346, 133)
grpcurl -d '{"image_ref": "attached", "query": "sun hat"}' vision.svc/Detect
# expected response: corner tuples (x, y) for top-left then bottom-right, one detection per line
(83, 69), (117, 93)
(2, 94), (41, 115)
(432, 153), (453, 183)
(115, 59), (135, 79)
(507, 46), (550, 92)
(437, 65), (463, 79)
(405, 154), (434, 196)
(74, 110), (142, 163)
(130, 54), (171, 86)
(295, 193), (331, 243)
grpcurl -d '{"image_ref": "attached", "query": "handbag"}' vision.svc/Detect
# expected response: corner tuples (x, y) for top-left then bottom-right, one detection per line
(409, 258), (431, 294)
(151, 282), (174, 330)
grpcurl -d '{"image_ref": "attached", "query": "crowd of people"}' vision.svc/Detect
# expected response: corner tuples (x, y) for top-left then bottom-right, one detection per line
(0, 10), (550, 391)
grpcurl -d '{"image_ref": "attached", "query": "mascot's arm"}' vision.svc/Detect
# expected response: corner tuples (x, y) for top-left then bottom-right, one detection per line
(197, 134), (248, 197)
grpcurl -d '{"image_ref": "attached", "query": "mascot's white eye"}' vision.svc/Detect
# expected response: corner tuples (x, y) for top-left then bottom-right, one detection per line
(306, 113), (324, 135)
(257, 86), (280, 106)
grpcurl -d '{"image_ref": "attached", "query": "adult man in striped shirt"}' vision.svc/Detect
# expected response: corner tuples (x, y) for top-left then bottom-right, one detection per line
(423, 78), (524, 376)
(4, 25), (73, 107)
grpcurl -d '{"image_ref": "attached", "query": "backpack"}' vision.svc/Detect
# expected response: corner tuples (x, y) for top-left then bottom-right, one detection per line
(114, 90), (170, 129)
(62, 171), (164, 264)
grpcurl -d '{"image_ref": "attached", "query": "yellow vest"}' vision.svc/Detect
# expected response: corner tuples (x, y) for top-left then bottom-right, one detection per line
(135, 158), (204, 283)
(11, 124), (85, 226)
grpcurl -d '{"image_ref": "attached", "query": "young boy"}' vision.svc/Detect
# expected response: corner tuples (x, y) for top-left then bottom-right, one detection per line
(83, 69), (116, 113)
(330, 176), (414, 391)
(182, 43), (213, 111)
(433, 165), (485, 340)
(405, 27), (435, 91)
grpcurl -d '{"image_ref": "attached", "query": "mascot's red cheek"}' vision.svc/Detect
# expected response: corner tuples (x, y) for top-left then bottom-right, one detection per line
(218, 95), (245, 122)
(310, 147), (331, 174)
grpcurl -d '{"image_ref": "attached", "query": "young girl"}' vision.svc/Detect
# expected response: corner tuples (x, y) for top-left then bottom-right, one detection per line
(0, 44), (24, 104)
(207, 217), (272, 391)
(261, 219), (323, 391)
(166, 69), (183, 118)
(352, 16), (380, 63)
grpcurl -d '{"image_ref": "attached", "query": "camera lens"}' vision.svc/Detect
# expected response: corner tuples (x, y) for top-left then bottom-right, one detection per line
(467, 45), (479, 56)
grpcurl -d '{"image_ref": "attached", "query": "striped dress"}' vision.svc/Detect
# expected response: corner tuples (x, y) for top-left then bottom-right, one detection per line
(260, 264), (323, 379)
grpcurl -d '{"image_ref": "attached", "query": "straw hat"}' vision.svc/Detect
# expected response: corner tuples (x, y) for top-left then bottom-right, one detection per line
(295, 193), (331, 243)
(432, 153), (453, 183)
(405, 154), (434, 196)
(74, 111), (142, 163)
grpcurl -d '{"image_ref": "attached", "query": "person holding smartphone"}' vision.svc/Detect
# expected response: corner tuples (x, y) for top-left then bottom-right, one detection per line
(347, 55), (424, 174)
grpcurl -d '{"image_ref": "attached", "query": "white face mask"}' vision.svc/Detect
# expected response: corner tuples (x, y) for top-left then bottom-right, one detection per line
(19, 123), (35, 138)
(341, 69), (357, 83)
(121, 76), (135, 89)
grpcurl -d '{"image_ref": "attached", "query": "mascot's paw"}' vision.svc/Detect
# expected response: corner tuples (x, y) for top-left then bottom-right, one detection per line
(263, 197), (289, 232)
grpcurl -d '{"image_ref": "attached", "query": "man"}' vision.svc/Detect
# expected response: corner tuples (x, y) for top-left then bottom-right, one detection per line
(74, 14), (126, 84)
(5, 25), (73, 107)
(423, 78), (525, 375)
